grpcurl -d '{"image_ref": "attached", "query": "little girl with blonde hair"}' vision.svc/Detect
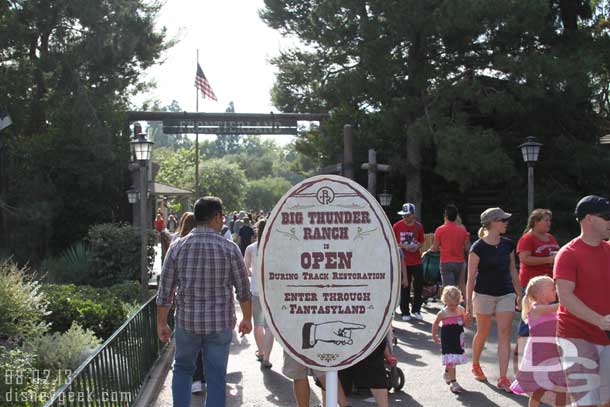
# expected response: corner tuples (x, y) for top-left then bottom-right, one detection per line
(432, 285), (470, 393)
(510, 276), (568, 406)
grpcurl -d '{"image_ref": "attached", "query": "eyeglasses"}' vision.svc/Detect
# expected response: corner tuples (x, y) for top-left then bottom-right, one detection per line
(592, 213), (610, 221)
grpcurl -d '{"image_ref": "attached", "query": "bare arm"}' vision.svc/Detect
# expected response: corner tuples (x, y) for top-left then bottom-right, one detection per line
(529, 303), (559, 320)
(244, 246), (253, 276)
(431, 311), (443, 343)
(156, 305), (171, 342)
(556, 279), (610, 330)
(510, 251), (523, 308)
(518, 250), (554, 266)
(459, 305), (472, 327)
(430, 238), (440, 252)
(466, 252), (479, 316)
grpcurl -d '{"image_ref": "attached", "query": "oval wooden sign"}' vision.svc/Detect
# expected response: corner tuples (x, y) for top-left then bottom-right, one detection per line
(258, 175), (400, 370)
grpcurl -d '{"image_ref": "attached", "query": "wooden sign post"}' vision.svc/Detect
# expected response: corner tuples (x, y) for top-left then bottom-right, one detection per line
(258, 175), (400, 404)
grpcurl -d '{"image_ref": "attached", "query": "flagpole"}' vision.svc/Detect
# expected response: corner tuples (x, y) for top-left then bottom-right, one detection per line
(195, 49), (200, 198)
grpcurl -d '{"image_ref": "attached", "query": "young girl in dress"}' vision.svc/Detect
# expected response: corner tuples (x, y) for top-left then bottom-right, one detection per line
(432, 285), (470, 393)
(510, 276), (568, 407)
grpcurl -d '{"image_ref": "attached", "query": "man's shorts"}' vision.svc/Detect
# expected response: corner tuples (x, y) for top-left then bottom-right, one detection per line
(557, 337), (610, 406)
(282, 351), (323, 380)
(252, 295), (267, 327)
(472, 292), (516, 315)
(440, 262), (465, 287)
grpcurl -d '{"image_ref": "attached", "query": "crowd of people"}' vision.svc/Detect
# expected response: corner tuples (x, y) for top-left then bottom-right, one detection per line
(155, 194), (610, 407)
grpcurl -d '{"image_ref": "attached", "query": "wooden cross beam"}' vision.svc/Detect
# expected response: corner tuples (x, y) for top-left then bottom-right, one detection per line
(361, 149), (391, 195)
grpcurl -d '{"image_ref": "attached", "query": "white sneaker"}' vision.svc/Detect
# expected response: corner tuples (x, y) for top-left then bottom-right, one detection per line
(191, 381), (203, 393)
(401, 315), (411, 321)
(412, 312), (423, 320)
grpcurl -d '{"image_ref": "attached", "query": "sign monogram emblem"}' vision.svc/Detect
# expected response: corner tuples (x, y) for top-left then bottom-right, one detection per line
(316, 187), (335, 205)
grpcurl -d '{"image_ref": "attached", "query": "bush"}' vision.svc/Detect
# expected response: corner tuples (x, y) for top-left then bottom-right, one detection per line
(41, 284), (127, 340)
(0, 345), (55, 407)
(86, 223), (156, 287)
(39, 241), (92, 284)
(28, 322), (101, 372)
(0, 259), (49, 341)
(106, 280), (143, 304)
(107, 281), (148, 318)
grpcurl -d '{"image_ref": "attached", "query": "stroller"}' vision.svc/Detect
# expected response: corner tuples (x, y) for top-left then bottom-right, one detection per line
(421, 250), (441, 303)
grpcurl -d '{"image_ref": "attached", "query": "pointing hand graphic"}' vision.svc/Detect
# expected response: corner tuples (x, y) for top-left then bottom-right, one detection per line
(302, 321), (366, 348)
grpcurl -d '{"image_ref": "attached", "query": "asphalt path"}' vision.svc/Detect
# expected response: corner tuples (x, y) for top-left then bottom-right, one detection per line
(151, 244), (532, 406)
(152, 299), (531, 407)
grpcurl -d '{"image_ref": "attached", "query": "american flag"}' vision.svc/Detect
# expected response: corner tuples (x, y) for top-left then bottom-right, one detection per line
(195, 63), (217, 101)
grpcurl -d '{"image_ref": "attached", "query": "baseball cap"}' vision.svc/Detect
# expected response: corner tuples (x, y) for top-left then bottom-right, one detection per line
(574, 195), (610, 221)
(480, 207), (511, 224)
(397, 203), (416, 216)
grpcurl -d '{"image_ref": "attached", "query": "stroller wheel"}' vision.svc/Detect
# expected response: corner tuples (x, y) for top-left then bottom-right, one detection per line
(390, 366), (405, 391)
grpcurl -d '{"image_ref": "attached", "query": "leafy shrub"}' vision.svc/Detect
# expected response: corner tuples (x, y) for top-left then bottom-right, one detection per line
(39, 241), (92, 284)
(28, 322), (101, 371)
(86, 223), (156, 287)
(41, 284), (127, 340)
(0, 259), (49, 341)
(107, 281), (148, 318)
(106, 280), (143, 304)
(0, 345), (55, 407)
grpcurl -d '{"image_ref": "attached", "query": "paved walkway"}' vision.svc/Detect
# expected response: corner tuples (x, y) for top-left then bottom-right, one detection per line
(149, 244), (529, 406)
(151, 304), (530, 406)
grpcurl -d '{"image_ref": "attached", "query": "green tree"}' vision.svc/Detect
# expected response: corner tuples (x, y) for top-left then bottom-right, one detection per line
(245, 177), (292, 211)
(0, 0), (169, 262)
(261, 1), (610, 231)
(144, 99), (192, 150)
(197, 159), (247, 211)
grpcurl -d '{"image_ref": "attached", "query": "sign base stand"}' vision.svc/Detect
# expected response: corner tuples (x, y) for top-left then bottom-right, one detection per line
(325, 370), (338, 407)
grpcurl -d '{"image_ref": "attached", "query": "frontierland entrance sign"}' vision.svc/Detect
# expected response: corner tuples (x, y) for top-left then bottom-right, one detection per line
(126, 111), (328, 136)
(258, 175), (400, 371)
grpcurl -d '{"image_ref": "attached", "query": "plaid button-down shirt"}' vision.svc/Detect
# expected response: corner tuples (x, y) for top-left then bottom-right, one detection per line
(156, 226), (251, 335)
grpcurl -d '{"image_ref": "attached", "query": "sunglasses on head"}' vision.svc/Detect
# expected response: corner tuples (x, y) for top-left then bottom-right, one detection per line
(593, 213), (610, 221)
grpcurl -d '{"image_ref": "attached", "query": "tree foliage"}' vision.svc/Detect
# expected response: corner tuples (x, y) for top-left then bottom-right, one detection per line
(0, 0), (169, 263)
(261, 0), (610, 230)
(154, 135), (312, 211)
(245, 176), (292, 212)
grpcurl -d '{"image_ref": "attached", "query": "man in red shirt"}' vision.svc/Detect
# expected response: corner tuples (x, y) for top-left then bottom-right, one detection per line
(393, 203), (425, 321)
(430, 204), (470, 297)
(554, 195), (610, 407)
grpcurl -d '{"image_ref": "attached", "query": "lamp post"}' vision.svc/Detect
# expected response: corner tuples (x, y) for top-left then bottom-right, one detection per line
(126, 187), (139, 204)
(131, 129), (154, 300)
(378, 190), (392, 208)
(518, 136), (543, 214)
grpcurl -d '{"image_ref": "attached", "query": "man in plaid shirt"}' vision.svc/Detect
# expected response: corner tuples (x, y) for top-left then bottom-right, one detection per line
(156, 196), (252, 407)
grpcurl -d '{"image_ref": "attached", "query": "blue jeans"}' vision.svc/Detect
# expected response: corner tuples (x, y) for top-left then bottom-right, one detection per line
(172, 327), (232, 407)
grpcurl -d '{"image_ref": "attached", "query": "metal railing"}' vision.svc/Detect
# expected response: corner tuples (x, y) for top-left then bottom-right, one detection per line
(43, 295), (168, 407)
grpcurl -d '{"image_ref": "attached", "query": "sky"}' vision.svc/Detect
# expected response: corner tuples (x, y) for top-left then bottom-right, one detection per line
(133, 0), (294, 144)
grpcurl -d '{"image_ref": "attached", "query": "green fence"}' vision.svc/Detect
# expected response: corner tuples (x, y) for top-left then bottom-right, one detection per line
(42, 295), (169, 407)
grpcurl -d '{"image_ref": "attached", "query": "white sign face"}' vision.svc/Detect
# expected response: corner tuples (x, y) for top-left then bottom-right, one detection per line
(258, 175), (400, 370)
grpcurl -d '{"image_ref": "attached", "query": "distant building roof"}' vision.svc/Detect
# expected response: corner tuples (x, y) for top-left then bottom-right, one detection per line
(152, 182), (193, 196)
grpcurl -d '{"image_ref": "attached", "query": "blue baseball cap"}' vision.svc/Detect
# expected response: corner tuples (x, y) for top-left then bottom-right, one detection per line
(397, 203), (416, 216)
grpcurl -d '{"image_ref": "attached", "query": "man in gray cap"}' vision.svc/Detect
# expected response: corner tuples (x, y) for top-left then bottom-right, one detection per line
(393, 203), (425, 321)
(554, 195), (610, 407)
